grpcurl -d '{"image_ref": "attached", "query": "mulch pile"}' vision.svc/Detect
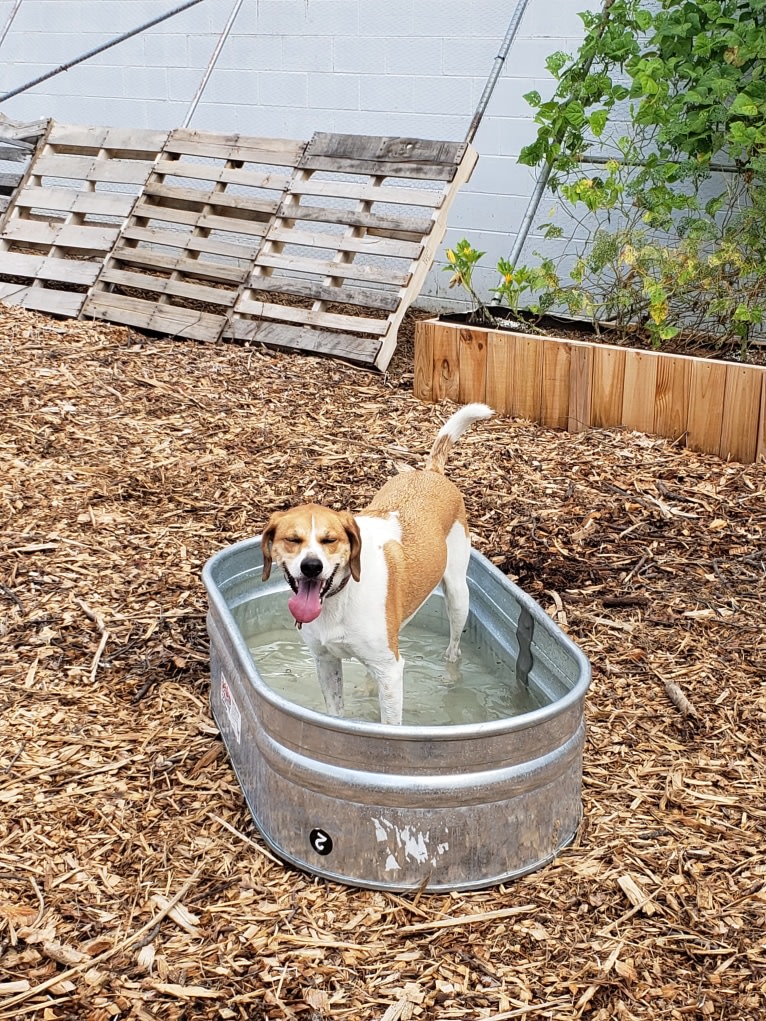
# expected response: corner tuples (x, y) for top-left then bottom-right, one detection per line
(1, 303), (764, 1021)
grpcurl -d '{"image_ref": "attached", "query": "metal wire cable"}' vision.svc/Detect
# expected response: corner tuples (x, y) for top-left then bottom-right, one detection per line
(0, 0), (207, 104)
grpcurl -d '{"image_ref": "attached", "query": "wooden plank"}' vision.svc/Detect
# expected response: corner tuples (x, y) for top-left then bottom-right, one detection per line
(131, 200), (272, 237)
(153, 159), (291, 192)
(568, 342), (593, 432)
(163, 130), (305, 165)
(0, 251), (98, 284)
(511, 335), (543, 421)
(304, 133), (467, 170)
(622, 349), (659, 434)
(297, 155), (459, 182)
(253, 251), (409, 287)
(119, 225), (257, 261)
(430, 319), (460, 403)
(0, 172), (23, 190)
(263, 226), (422, 259)
(142, 181), (280, 216)
(720, 363), (763, 462)
(485, 330), (515, 414)
(0, 282), (84, 316)
(0, 144), (31, 162)
(540, 338), (571, 429)
(47, 123), (168, 156)
(224, 318), (380, 363)
(590, 345), (626, 427)
(233, 298), (388, 335)
(457, 327), (487, 404)
(654, 353), (690, 441)
(288, 177), (443, 208)
(413, 320), (436, 402)
(13, 185), (135, 218)
(758, 373), (766, 463)
(30, 154), (156, 185)
(109, 246), (247, 284)
(83, 292), (224, 342)
(275, 202), (432, 235)
(246, 275), (399, 311)
(1, 218), (119, 251)
(687, 360), (727, 455)
(97, 267), (236, 306)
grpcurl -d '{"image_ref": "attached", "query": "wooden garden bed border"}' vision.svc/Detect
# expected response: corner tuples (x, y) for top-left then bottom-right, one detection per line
(414, 317), (766, 464)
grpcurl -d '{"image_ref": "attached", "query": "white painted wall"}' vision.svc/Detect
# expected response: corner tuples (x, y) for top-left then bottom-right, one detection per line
(0, 0), (589, 310)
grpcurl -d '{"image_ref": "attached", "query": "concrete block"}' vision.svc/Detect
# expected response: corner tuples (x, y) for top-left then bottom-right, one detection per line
(333, 36), (386, 73)
(258, 71), (308, 107)
(384, 37), (442, 75)
(308, 73), (360, 111)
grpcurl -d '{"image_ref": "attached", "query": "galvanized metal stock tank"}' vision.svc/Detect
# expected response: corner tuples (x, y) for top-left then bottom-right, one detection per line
(203, 537), (591, 892)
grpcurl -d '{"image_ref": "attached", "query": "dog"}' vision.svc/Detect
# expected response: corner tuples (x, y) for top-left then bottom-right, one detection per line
(260, 403), (493, 725)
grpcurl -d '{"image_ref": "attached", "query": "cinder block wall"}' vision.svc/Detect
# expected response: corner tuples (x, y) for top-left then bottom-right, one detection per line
(0, 0), (587, 309)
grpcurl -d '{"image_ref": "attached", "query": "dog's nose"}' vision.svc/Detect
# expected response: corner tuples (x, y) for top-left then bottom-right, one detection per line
(300, 557), (323, 578)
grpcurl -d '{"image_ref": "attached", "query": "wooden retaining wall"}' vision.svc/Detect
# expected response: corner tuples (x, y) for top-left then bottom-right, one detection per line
(0, 120), (476, 370)
(414, 319), (766, 464)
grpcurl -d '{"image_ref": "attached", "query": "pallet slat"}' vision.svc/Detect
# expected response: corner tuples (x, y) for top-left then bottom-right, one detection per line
(98, 266), (236, 307)
(84, 292), (223, 341)
(246, 275), (399, 311)
(225, 319), (380, 363)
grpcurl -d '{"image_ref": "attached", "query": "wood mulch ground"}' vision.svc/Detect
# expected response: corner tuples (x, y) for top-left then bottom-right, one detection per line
(1, 303), (764, 1021)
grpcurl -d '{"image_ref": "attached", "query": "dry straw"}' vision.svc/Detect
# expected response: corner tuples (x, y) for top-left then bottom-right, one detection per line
(0, 304), (764, 1020)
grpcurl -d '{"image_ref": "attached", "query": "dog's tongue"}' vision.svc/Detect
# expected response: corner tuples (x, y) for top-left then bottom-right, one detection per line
(288, 577), (323, 624)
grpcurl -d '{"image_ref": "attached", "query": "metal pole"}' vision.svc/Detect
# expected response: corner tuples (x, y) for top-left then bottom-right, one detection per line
(0, 0), (207, 104)
(183, 0), (245, 128)
(0, 0), (23, 50)
(465, 0), (532, 145)
(507, 0), (616, 268)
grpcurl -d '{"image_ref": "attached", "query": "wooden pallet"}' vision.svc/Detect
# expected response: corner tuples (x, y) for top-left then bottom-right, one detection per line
(82, 129), (305, 341)
(227, 133), (477, 368)
(0, 123), (167, 317)
(0, 121), (476, 367)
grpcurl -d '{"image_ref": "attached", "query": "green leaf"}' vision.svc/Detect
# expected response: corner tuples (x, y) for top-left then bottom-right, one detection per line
(589, 109), (609, 137)
(729, 93), (759, 117)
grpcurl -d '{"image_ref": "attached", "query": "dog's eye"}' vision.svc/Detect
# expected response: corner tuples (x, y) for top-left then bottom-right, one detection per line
(320, 537), (337, 545)
(285, 536), (301, 545)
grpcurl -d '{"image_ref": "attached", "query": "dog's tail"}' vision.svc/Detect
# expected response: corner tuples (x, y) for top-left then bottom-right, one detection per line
(425, 403), (493, 474)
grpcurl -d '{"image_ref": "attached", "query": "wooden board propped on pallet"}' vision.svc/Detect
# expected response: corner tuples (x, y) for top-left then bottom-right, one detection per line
(228, 132), (477, 369)
(0, 121), (476, 368)
(0, 123), (168, 317)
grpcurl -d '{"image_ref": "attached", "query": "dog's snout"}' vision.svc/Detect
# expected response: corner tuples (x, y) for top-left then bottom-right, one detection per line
(300, 557), (323, 578)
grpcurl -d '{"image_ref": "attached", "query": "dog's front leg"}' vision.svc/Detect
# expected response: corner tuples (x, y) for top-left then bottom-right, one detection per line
(366, 656), (405, 726)
(312, 650), (344, 717)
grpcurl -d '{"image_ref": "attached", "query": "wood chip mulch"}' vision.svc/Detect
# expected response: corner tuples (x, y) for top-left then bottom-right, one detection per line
(1, 304), (764, 1021)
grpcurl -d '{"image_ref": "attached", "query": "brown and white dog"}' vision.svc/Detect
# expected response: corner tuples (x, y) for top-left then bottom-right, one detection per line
(260, 403), (493, 725)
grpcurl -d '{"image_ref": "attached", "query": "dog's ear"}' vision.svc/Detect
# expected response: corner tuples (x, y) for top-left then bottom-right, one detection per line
(261, 513), (284, 581)
(340, 512), (362, 582)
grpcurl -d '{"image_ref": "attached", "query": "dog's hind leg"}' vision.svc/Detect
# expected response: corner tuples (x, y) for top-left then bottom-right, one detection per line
(312, 650), (344, 717)
(442, 522), (472, 663)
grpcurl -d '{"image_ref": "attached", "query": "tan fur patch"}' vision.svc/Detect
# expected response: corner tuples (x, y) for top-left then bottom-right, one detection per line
(363, 470), (468, 629)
